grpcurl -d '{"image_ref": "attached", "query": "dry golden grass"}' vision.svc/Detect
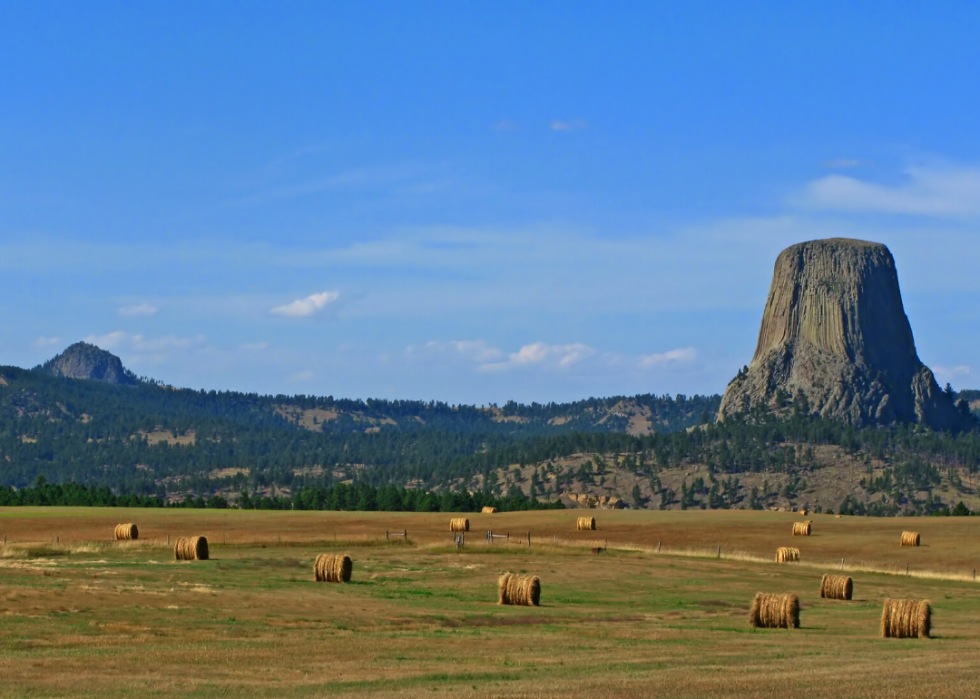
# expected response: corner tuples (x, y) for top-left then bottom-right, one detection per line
(174, 535), (208, 560)
(901, 530), (921, 546)
(792, 521), (812, 536)
(497, 572), (540, 606)
(748, 592), (800, 628)
(775, 546), (800, 562)
(576, 516), (596, 531)
(819, 574), (853, 600)
(313, 553), (352, 582)
(881, 598), (931, 638)
(3, 508), (980, 697)
(449, 517), (469, 532)
(113, 523), (138, 541)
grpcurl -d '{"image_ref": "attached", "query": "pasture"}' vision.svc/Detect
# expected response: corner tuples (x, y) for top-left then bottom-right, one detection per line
(1, 508), (979, 697)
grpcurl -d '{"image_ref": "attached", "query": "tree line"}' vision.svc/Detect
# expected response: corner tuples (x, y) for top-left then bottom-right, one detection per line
(0, 476), (563, 513)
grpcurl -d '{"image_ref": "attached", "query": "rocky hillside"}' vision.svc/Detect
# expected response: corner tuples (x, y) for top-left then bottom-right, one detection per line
(485, 443), (980, 516)
(719, 238), (972, 431)
(36, 342), (138, 386)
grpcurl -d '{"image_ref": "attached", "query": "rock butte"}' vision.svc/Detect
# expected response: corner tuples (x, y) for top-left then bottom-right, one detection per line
(39, 341), (138, 386)
(718, 238), (971, 430)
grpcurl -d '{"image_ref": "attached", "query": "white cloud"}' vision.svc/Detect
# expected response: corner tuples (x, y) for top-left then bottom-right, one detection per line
(289, 370), (315, 382)
(799, 166), (980, 217)
(270, 291), (340, 318)
(640, 347), (697, 368)
(481, 342), (597, 372)
(33, 336), (61, 348)
(550, 119), (587, 132)
(118, 303), (158, 317)
(241, 342), (269, 351)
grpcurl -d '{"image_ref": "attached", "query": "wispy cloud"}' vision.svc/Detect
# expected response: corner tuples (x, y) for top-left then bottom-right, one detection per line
(490, 120), (520, 131)
(289, 370), (315, 382)
(550, 119), (587, 132)
(270, 291), (340, 318)
(640, 347), (697, 367)
(33, 336), (61, 348)
(118, 303), (158, 317)
(416, 340), (504, 363)
(83, 331), (206, 353)
(238, 164), (444, 204)
(932, 364), (970, 380)
(822, 158), (873, 168)
(799, 165), (980, 217)
(241, 342), (269, 351)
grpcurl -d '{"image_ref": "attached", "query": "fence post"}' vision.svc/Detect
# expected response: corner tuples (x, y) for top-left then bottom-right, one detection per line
(840, 558), (844, 570)
(528, 532), (531, 547)
(553, 534), (557, 544)
(906, 563), (909, 576)
(657, 541), (661, 553)
(717, 546), (721, 558)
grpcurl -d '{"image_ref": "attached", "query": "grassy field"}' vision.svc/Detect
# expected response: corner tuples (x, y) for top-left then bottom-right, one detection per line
(1, 508), (979, 697)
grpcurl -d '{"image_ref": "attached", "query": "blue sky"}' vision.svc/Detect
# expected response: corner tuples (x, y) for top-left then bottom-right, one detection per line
(2, 2), (980, 402)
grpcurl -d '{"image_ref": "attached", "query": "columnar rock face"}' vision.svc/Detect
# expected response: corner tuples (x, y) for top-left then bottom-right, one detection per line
(718, 238), (970, 430)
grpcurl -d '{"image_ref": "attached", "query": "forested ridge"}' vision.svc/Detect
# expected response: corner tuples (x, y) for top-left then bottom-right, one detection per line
(4, 359), (980, 516)
(0, 364), (717, 495)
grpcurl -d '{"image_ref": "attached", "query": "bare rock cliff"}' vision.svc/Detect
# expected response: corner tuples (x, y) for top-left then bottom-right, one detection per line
(38, 342), (138, 386)
(718, 238), (970, 430)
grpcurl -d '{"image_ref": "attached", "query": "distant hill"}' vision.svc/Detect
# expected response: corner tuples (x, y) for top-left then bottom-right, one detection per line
(0, 344), (720, 497)
(4, 342), (980, 516)
(35, 342), (138, 386)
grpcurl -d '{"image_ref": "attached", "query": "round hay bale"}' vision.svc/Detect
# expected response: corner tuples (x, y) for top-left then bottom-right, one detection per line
(775, 546), (800, 563)
(778, 547), (798, 562)
(114, 523), (138, 541)
(900, 531), (921, 547)
(449, 517), (470, 532)
(314, 553), (353, 583)
(819, 574), (853, 600)
(749, 592), (800, 629)
(881, 598), (930, 638)
(576, 516), (596, 531)
(481, 506), (498, 514)
(174, 535), (209, 561)
(498, 572), (540, 606)
(792, 521), (812, 536)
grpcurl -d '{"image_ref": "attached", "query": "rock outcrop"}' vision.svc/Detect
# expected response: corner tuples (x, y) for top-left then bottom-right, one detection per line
(719, 238), (971, 431)
(38, 342), (138, 386)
